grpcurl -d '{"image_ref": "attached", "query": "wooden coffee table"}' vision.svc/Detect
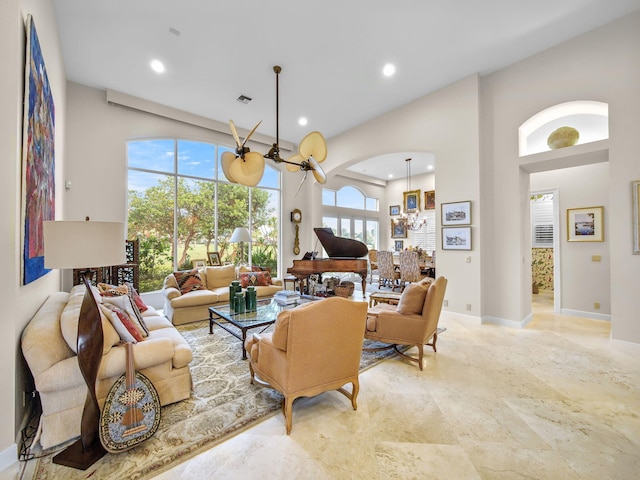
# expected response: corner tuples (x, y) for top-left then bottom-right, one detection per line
(369, 291), (402, 308)
(209, 297), (313, 359)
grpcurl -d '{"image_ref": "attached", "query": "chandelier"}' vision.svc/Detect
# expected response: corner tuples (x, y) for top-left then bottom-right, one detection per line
(402, 158), (426, 231)
(222, 66), (327, 194)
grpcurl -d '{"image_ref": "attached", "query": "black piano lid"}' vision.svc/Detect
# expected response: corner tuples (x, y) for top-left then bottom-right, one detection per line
(313, 227), (369, 258)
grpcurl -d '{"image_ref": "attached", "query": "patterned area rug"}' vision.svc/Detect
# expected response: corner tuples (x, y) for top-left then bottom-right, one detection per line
(27, 320), (403, 480)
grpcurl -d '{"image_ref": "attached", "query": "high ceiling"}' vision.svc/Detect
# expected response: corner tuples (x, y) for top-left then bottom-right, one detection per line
(52, 0), (640, 181)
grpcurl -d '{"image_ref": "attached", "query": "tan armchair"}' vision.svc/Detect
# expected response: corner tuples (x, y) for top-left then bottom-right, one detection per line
(244, 297), (368, 434)
(365, 276), (447, 370)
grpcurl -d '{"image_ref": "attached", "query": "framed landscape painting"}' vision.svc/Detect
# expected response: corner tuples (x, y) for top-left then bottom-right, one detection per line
(441, 201), (471, 226)
(567, 206), (604, 242)
(21, 15), (55, 285)
(442, 227), (471, 250)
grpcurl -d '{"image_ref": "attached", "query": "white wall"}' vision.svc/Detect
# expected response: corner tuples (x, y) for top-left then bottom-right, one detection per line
(325, 76), (482, 317)
(1, 0), (66, 458)
(531, 163), (611, 316)
(480, 11), (640, 340)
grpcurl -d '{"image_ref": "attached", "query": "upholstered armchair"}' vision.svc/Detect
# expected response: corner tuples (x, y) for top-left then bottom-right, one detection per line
(244, 297), (368, 434)
(365, 276), (447, 370)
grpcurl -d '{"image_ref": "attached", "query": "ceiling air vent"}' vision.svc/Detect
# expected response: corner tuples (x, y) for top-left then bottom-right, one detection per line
(236, 94), (252, 104)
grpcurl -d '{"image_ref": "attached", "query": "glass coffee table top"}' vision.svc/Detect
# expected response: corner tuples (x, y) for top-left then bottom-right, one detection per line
(209, 297), (313, 359)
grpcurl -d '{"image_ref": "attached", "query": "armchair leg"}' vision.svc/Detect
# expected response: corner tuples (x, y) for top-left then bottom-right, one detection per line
(283, 396), (294, 435)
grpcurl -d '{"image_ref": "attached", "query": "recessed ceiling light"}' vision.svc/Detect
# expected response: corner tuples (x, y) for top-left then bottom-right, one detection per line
(388, 174), (393, 178)
(150, 59), (165, 73)
(427, 165), (434, 170)
(383, 63), (396, 77)
(298, 117), (308, 126)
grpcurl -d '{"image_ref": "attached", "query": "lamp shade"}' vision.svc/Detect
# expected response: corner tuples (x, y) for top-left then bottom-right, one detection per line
(230, 227), (251, 244)
(44, 220), (126, 269)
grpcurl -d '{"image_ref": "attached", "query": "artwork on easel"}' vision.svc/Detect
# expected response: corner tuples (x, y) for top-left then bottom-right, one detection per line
(21, 15), (55, 285)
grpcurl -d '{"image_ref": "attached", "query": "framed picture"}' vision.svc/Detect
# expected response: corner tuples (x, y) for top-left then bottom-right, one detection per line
(634, 181), (640, 254)
(389, 205), (401, 216)
(442, 226), (471, 250)
(567, 206), (604, 242)
(192, 259), (207, 268)
(208, 251), (222, 266)
(21, 15), (55, 285)
(441, 201), (471, 226)
(424, 190), (435, 210)
(394, 240), (404, 251)
(403, 190), (420, 213)
(391, 218), (407, 238)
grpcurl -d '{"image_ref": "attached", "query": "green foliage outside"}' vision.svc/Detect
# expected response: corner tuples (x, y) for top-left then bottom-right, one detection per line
(128, 177), (278, 292)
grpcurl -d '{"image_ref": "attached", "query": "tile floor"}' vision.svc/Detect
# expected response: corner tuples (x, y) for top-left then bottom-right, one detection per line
(6, 289), (639, 479)
(149, 291), (640, 479)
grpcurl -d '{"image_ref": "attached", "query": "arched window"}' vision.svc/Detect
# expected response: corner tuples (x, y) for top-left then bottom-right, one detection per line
(322, 186), (379, 249)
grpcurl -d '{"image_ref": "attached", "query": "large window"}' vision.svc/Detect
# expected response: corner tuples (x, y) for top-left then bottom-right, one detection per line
(128, 139), (280, 292)
(321, 187), (379, 251)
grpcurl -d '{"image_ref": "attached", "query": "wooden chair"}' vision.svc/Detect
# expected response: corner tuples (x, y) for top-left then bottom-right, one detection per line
(244, 297), (368, 434)
(365, 276), (447, 370)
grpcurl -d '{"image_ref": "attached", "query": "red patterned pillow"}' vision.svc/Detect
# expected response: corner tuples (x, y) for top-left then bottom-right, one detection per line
(239, 271), (272, 288)
(101, 304), (144, 343)
(126, 283), (149, 312)
(173, 269), (205, 294)
(251, 265), (272, 276)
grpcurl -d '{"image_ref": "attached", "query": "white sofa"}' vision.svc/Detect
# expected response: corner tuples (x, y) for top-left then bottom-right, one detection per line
(163, 264), (283, 325)
(21, 285), (193, 450)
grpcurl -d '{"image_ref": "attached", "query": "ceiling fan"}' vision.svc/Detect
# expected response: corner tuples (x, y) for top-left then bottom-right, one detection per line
(224, 65), (328, 192)
(221, 119), (265, 187)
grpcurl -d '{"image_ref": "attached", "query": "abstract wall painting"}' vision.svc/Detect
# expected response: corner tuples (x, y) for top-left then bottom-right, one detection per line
(21, 15), (55, 284)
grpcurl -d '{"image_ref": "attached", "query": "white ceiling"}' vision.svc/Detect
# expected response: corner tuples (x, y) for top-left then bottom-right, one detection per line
(52, 0), (640, 181)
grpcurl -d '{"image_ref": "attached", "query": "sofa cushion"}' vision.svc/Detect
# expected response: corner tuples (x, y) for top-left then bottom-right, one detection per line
(204, 264), (237, 288)
(174, 269), (205, 294)
(239, 271), (272, 287)
(169, 288), (219, 308)
(397, 282), (429, 315)
(60, 285), (121, 355)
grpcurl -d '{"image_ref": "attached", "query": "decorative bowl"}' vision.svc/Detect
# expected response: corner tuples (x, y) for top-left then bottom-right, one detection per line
(547, 126), (579, 149)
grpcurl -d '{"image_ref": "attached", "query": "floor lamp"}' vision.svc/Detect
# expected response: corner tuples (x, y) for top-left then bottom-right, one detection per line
(44, 219), (125, 470)
(230, 227), (251, 266)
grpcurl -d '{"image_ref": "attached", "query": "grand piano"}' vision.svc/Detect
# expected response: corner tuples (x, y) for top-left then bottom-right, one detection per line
(287, 227), (369, 296)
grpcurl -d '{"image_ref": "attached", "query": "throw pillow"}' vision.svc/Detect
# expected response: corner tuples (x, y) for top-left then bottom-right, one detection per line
(397, 282), (429, 315)
(97, 282), (128, 297)
(251, 265), (272, 275)
(174, 269), (205, 294)
(100, 304), (144, 343)
(60, 285), (121, 355)
(239, 271), (272, 288)
(102, 294), (149, 337)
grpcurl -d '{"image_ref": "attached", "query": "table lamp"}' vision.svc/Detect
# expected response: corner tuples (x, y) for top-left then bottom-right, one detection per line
(44, 218), (125, 470)
(230, 227), (251, 266)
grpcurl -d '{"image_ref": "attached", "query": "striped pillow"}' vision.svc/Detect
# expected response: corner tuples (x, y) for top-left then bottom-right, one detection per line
(174, 269), (205, 294)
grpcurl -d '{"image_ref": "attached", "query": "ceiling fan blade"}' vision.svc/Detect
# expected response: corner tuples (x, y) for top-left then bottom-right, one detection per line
(298, 131), (327, 163)
(229, 151), (265, 187)
(241, 120), (262, 147)
(221, 151), (239, 183)
(286, 154), (303, 172)
(308, 156), (327, 184)
(229, 119), (241, 148)
(294, 170), (308, 196)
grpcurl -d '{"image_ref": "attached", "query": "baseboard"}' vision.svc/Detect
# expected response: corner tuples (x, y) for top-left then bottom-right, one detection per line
(560, 308), (611, 322)
(481, 313), (531, 328)
(0, 444), (17, 473)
